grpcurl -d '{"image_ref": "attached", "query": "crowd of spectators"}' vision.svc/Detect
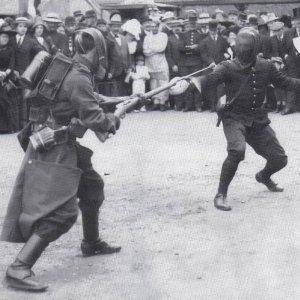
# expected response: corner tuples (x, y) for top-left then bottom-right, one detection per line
(0, 6), (300, 134)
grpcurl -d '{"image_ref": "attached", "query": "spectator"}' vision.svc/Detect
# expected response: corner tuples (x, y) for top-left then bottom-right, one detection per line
(57, 24), (65, 35)
(31, 18), (51, 53)
(85, 10), (97, 28)
(166, 19), (184, 110)
(200, 19), (229, 111)
(43, 13), (68, 55)
(11, 17), (43, 128)
(64, 16), (76, 57)
(160, 11), (176, 36)
(73, 10), (84, 29)
(143, 20), (169, 111)
(0, 24), (16, 133)
(197, 13), (212, 35)
(178, 11), (205, 112)
(128, 54), (150, 97)
(281, 7), (300, 115)
(106, 13), (131, 96)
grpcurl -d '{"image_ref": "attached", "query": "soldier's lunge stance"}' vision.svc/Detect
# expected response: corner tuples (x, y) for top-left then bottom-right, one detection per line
(1, 28), (122, 292)
(170, 29), (300, 211)
(203, 29), (300, 211)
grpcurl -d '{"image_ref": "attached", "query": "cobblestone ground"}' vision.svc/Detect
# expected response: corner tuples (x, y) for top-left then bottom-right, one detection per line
(0, 111), (299, 300)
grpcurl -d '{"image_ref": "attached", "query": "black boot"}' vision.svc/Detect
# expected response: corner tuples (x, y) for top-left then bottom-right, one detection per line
(6, 234), (49, 292)
(214, 193), (232, 211)
(255, 172), (284, 192)
(81, 211), (121, 257)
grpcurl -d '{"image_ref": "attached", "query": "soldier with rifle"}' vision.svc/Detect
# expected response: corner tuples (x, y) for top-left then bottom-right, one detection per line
(171, 28), (300, 211)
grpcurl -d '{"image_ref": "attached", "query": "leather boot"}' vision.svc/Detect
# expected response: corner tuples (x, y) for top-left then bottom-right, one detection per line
(6, 234), (49, 292)
(255, 172), (284, 192)
(214, 193), (232, 211)
(81, 211), (121, 257)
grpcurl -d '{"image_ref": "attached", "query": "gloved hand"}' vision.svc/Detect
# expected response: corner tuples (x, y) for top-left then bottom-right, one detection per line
(106, 113), (120, 135)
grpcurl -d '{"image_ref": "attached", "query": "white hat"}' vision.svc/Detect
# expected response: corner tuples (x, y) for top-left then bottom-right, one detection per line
(121, 19), (141, 41)
(15, 17), (30, 24)
(161, 11), (175, 22)
(266, 13), (279, 23)
(43, 13), (62, 23)
(197, 12), (212, 24)
(293, 37), (300, 54)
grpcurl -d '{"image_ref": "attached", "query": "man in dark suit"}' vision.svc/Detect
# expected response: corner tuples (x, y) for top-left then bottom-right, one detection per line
(64, 16), (76, 57)
(166, 19), (184, 109)
(178, 11), (206, 112)
(43, 13), (69, 56)
(281, 7), (300, 115)
(200, 20), (228, 111)
(106, 13), (131, 96)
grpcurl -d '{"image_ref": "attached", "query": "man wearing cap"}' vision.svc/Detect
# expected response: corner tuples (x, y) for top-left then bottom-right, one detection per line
(107, 13), (131, 96)
(281, 7), (300, 115)
(200, 19), (229, 111)
(178, 10), (205, 112)
(73, 10), (84, 28)
(85, 10), (97, 28)
(43, 13), (68, 56)
(197, 29), (300, 211)
(1, 27), (122, 292)
(65, 16), (76, 57)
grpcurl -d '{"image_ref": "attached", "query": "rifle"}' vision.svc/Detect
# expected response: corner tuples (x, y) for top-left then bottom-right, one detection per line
(95, 65), (214, 142)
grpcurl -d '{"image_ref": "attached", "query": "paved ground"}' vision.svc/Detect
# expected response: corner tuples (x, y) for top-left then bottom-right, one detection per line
(0, 111), (299, 300)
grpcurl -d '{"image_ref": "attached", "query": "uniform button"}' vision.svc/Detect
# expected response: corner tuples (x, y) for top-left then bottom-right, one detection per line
(254, 95), (257, 97)
(253, 81), (256, 84)
(28, 160), (32, 164)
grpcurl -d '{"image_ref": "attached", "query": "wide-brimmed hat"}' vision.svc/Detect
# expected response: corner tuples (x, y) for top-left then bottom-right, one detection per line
(43, 13), (62, 23)
(15, 17), (30, 24)
(269, 21), (284, 31)
(31, 17), (48, 30)
(271, 57), (283, 64)
(266, 13), (279, 24)
(197, 12), (212, 24)
(0, 24), (16, 36)
(161, 11), (175, 22)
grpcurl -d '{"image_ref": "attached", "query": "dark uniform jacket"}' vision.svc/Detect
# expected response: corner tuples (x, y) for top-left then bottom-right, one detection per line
(200, 34), (229, 66)
(257, 34), (272, 59)
(179, 29), (205, 67)
(282, 28), (300, 58)
(202, 58), (300, 127)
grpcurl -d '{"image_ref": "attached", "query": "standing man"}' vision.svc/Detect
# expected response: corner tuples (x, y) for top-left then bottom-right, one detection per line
(281, 7), (300, 115)
(84, 10), (97, 28)
(64, 16), (76, 57)
(166, 19), (184, 110)
(200, 29), (300, 211)
(107, 13), (131, 96)
(200, 19), (229, 112)
(73, 10), (84, 29)
(1, 28), (122, 292)
(178, 11), (205, 112)
(43, 13), (68, 55)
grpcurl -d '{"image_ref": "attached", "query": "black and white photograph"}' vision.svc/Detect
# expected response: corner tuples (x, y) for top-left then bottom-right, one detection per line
(0, 0), (299, 299)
